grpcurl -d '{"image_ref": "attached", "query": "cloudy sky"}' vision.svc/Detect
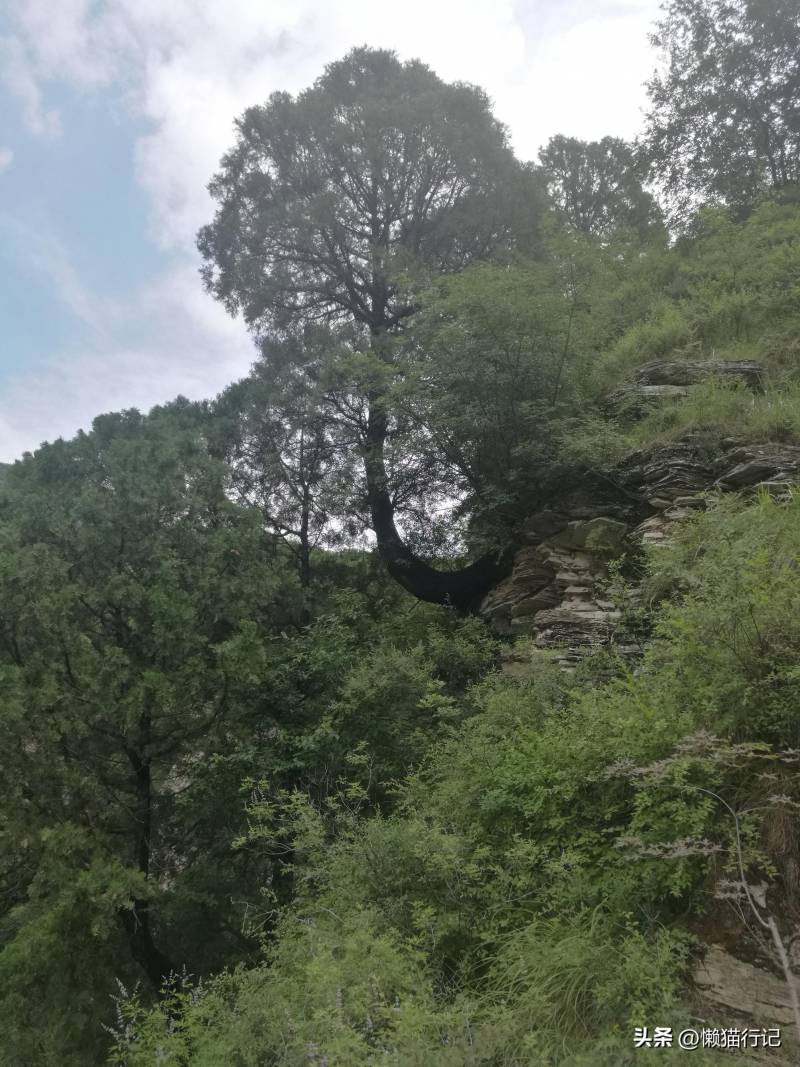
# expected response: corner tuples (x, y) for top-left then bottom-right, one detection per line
(0, 0), (663, 461)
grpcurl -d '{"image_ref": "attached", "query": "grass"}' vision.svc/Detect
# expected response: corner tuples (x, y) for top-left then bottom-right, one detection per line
(562, 380), (800, 470)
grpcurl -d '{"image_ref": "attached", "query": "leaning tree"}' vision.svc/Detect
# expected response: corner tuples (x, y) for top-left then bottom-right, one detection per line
(198, 47), (542, 610)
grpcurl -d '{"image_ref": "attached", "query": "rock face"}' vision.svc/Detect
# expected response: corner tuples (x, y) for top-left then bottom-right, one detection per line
(607, 358), (764, 417)
(692, 944), (799, 1064)
(480, 357), (800, 651)
(715, 444), (800, 490)
(694, 944), (796, 1028)
(481, 513), (636, 669)
(634, 358), (764, 388)
(480, 431), (800, 665)
(480, 357), (800, 654)
(481, 473), (638, 625)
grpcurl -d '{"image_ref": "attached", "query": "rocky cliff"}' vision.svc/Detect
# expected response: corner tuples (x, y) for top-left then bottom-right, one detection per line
(481, 359), (800, 668)
(480, 359), (800, 1048)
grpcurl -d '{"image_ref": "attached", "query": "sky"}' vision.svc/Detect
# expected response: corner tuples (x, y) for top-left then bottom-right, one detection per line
(0, 0), (663, 461)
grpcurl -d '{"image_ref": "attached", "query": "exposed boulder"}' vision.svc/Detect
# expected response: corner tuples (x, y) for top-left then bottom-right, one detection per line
(607, 358), (764, 417)
(620, 437), (716, 505)
(715, 444), (800, 490)
(481, 512), (635, 668)
(694, 944), (796, 1028)
(634, 358), (764, 388)
(691, 943), (799, 1063)
(548, 516), (628, 552)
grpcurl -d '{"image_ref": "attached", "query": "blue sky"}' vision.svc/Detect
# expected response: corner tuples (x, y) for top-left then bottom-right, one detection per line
(0, 0), (661, 461)
(1, 86), (158, 369)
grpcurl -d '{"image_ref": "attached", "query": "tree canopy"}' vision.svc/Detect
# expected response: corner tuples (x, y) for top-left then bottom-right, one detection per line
(538, 135), (662, 238)
(198, 47), (540, 336)
(212, 331), (361, 585)
(0, 406), (303, 1059)
(644, 0), (800, 220)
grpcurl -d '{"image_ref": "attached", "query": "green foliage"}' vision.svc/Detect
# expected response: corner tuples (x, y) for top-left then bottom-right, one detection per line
(213, 331), (361, 583)
(634, 378), (800, 447)
(0, 840), (140, 1067)
(483, 913), (692, 1063)
(0, 391), (504, 1060)
(644, 0), (800, 221)
(10, 431), (800, 1064)
(0, 406), (303, 1061)
(563, 379), (800, 470)
(645, 491), (800, 740)
(539, 135), (663, 239)
(582, 199), (800, 387)
(109, 909), (481, 1067)
(556, 198), (800, 468)
(399, 262), (592, 534)
(198, 46), (539, 335)
(10, 38), (800, 1067)
(112, 488), (800, 1065)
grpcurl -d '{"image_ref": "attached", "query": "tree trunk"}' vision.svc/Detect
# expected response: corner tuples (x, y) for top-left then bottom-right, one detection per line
(363, 401), (509, 613)
(119, 718), (174, 991)
(120, 901), (174, 991)
(299, 481), (311, 587)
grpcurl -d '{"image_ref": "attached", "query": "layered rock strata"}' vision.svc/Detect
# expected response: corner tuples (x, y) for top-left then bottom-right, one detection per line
(479, 358), (800, 1051)
(480, 358), (800, 663)
(607, 357), (764, 416)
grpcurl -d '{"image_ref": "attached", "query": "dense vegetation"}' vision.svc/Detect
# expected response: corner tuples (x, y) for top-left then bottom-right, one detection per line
(2, 1), (800, 1062)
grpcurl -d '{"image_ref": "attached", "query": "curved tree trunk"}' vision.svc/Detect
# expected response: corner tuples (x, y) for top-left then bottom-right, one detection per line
(363, 402), (509, 613)
(120, 901), (174, 991)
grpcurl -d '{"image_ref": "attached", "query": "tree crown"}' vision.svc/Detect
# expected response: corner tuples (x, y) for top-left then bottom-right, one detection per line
(198, 46), (539, 335)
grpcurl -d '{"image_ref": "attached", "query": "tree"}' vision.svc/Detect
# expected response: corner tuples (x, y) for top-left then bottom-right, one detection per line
(397, 262), (592, 543)
(538, 135), (662, 238)
(213, 332), (360, 586)
(644, 0), (800, 221)
(0, 405), (301, 1060)
(198, 47), (543, 610)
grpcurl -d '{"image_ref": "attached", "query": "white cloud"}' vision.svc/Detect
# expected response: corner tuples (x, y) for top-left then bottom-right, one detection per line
(24, 229), (103, 327)
(0, 0), (663, 459)
(503, 3), (660, 159)
(0, 35), (61, 137)
(0, 252), (252, 460)
(4, 0), (662, 243)
(0, 147), (13, 173)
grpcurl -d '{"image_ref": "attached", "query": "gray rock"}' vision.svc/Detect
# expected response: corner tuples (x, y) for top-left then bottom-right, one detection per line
(715, 444), (800, 489)
(694, 943), (796, 1028)
(480, 428), (800, 667)
(637, 383), (692, 398)
(549, 517), (629, 553)
(607, 360), (763, 418)
(635, 358), (763, 388)
(620, 440), (715, 500)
